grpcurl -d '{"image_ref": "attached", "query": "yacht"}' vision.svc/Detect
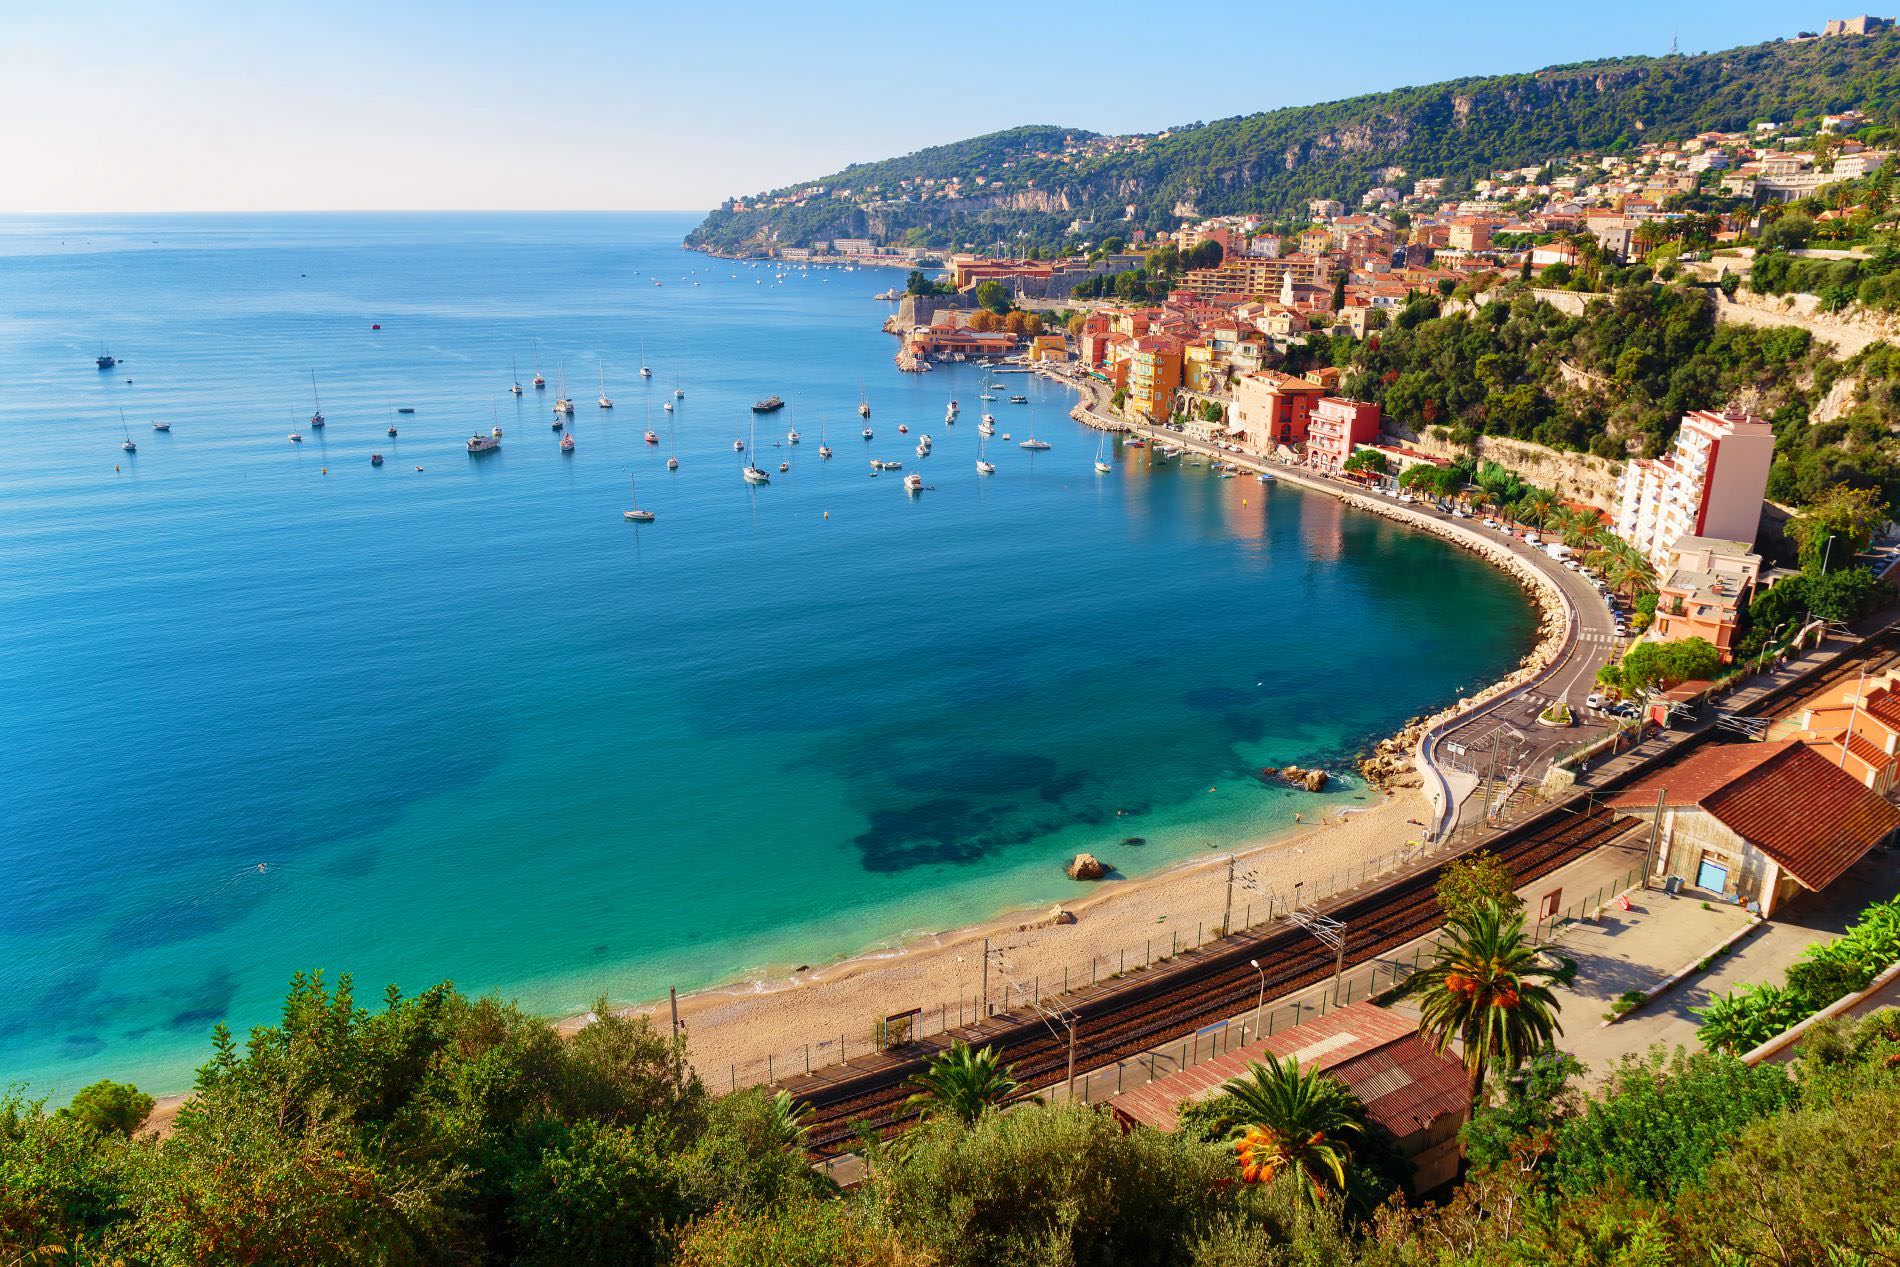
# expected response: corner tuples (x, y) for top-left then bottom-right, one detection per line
(511, 355), (524, 395)
(915, 442), (930, 458)
(857, 380), (871, 418)
(903, 472), (923, 493)
(1021, 436), (1050, 451)
(898, 423), (909, 434)
(639, 340), (652, 378)
(751, 396), (785, 413)
(467, 433), (500, 453)
(945, 399), (959, 420)
(1094, 435), (1112, 474)
(667, 456), (680, 471)
(119, 413), (137, 452)
(786, 427), (800, 444)
(778, 461), (790, 472)
(861, 426), (873, 440)
(733, 438), (745, 451)
(743, 420), (770, 482)
(976, 434), (994, 474)
(96, 351), (117, 370)
(288, 432), (303, 444)
(663, 399), (674, 412)
(151, 421), (171, 432)
(597, 358), (613, 409)
(645, 429), (660, 444)
(1009, 395), (1028, 404)
(371, 453), (384, 466)
(532, 340), (546, 390)
(624, 473), (656, 522)
(672, 376), (684, 399)
(560, 432), (575, 453)
(308, 372), (326, 429)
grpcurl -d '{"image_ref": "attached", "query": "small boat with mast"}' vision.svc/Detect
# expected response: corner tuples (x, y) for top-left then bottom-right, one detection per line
(598, 357), (614, 409)
(818, 418), (832, 460)
(553, 364), (574, 421)
(1094, 434), (1112, 474)
(511, 355), (524, 396)
(118, 411), (137, 452)
(976, 432), (995, 474)
(639, 339), (652, 378)
(308, 371), (325, 429)
(742, 418), (770, 483)
(858, 379), (871, 418)
(624, 473), (655, 522)
(532, 340), (546, 390)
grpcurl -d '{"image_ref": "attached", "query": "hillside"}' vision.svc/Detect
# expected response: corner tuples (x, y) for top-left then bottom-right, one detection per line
(687, 32), (1900, 254)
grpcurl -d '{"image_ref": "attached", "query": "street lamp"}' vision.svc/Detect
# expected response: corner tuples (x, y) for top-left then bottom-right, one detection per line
(1249, 959), (1267, 1042)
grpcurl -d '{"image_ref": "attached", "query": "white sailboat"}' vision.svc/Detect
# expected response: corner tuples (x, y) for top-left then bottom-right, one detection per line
(666, 407), (680, 470)
(532, 339), (546, 390)
(857, 378), (871, 418)
(597, 357), (613, 409)
(624, 473), (655, 522)
(742, 417), (770, 483)
(308, 371), (325, 429)
(511, 355), (524, 395)
(818, 417), (832, 460)
(673, 373), (685, 400)
(553, 363), (574, 421)
(976, 432), (995, 474)
(1094, 434), (1112, 474)
(639, 339), (652, 378)
(118, 410), (137, 452)
(1020, 424), (1050, 451)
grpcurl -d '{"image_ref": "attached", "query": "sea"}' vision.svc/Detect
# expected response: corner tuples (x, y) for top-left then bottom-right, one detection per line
(0, 212), (1538, 1097)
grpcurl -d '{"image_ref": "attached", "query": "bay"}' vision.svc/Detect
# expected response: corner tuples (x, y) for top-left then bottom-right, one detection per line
(0, 211), (1537, 1096)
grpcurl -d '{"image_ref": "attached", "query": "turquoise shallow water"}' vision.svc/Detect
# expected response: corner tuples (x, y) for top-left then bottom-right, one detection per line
(0, 212), (1537, 1097)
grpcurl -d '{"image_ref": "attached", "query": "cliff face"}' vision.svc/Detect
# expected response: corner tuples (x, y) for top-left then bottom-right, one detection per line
(687, 33), (1900, 254)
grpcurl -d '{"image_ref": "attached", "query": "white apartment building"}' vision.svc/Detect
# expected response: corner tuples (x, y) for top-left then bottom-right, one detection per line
(1615, 407), (1776, 571)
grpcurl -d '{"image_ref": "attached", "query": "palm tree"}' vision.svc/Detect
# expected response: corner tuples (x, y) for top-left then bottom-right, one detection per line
(904, 1041), (1028, 1126)
(1411, 901), (1565, 1113)
(1591, 537), (1657, 599)
(1222, 1052), (1368, 1203)
(764, 1089), (814, 1149)
(1516, 488), (1560, 532)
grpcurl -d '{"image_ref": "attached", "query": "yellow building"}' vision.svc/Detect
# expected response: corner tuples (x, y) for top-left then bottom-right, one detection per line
(1128, 334), (1185, 421)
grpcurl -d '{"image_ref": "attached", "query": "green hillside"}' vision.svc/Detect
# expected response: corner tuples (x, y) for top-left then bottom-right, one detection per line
(687, 32), (1900, 254)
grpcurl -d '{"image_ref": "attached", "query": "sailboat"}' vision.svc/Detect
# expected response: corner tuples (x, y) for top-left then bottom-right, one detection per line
(1094, 434), (1112, 474)
(624, 473), (655, 522)
(976, 432), (995, 475)
(598, 357), (614, 409)
(857, 378), (871, 418)
(511, 355), (524, 396)
(673, 373), (685, 400)
(553, 363), (574, 421)
(532, 341), (546, 390)
(743, 417), (770, 483)
(666, 408), (680, 470)
(818, 417), (832, 460)
(639, 339), (652, 378)
(118, 410), (136, 453)
(1020, 423), (1050, 451)
(308, 371), (325, 429)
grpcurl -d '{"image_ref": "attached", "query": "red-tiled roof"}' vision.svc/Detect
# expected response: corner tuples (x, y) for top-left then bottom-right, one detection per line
(1106, 1003), (1467, 1139)
(1611, 741), (1900, 891)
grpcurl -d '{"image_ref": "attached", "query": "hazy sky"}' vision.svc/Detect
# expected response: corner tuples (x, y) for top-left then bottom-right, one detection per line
(0, 1), (1820, 213)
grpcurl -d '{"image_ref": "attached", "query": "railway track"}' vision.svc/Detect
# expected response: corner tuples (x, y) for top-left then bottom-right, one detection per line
(797, 795), (1630, 1155)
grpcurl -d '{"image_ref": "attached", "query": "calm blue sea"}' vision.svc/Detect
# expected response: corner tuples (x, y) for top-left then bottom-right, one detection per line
(0, 212), (1536, 1097)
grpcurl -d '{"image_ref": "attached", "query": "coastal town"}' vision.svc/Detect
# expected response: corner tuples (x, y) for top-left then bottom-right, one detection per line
(12, 10), (1900, 1265)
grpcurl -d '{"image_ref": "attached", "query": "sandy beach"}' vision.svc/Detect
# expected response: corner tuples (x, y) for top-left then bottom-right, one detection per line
(596, 783), (1435, 1088)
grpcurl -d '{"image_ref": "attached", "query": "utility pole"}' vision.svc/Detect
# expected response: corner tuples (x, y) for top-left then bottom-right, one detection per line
(669, 987), (680, 1044)
(1643, 787), (1667, 884)
(1222, 855), (1236, 934)
(1066, 1017), (1078, 1098)
(982, 937), (991, 1017)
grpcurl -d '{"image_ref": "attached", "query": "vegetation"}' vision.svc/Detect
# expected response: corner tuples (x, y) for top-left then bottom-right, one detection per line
(1340, 448), (1387, 477)
(8, 965), (1900, 1264)
(1598, 635), (1723, 695)
(1408, 901), (1566, 1112)
(1433, 850), (1523, 923)
(903, 1042), (1028, 1127)
(687, 34), (1900, 254)
(1696, 893), (1900, 1054)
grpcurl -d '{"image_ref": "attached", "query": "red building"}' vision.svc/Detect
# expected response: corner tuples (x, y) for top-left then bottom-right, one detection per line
(1306, 397), (1382, 473)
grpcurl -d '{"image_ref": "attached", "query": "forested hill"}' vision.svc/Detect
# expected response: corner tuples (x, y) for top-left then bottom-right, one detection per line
(687, 32), (1900, 254)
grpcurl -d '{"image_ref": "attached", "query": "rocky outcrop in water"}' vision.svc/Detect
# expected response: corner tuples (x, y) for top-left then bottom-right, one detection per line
(1066, 852), (1107, 881)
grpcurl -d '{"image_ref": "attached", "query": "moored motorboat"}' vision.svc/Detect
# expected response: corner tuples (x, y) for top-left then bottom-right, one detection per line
(645, 430), (660, 444)
(751, 396), (785, 413)
(151, 421), (170, 432)
(560, 432), (574, 453)
(371, 453), (384, 466)
(903, 472), (923, 493)
(467, 433), (500, 453)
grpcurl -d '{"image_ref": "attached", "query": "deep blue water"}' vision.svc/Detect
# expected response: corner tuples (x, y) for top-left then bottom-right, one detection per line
(0, 212), (1537, 1096)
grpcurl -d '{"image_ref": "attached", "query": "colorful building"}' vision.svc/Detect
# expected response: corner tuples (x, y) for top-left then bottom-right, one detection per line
(1126, 334), (1184, 421)
(1650, 535), (1762, 661)
(1230, 370), (1326, 453)
(1306, 398), (1383, 474)
(1616, 407), (1775, 571)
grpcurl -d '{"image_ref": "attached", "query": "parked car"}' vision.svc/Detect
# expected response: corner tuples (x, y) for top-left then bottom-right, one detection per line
(1586, 692), (1608, 710)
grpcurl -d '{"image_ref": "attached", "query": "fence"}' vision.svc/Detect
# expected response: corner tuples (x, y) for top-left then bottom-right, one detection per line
(692, 828), (1471, 1096)
(1026, 861), (1648, 1110)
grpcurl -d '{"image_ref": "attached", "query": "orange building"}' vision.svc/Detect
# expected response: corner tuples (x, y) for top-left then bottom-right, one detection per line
(1126, 334), (1184, 421)
(1650, 536), (1763, 661)
(1230, 369), (1326, 452)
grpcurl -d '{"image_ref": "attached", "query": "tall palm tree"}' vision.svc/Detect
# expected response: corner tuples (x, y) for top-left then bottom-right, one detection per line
(1591, 537), (1657, 599)
(1222, 1052), (1367, 1203)
(1411, 901), (1565, 1112)
(903, 1041), (1027, 1126)
(1516, 488), (1560, 531)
